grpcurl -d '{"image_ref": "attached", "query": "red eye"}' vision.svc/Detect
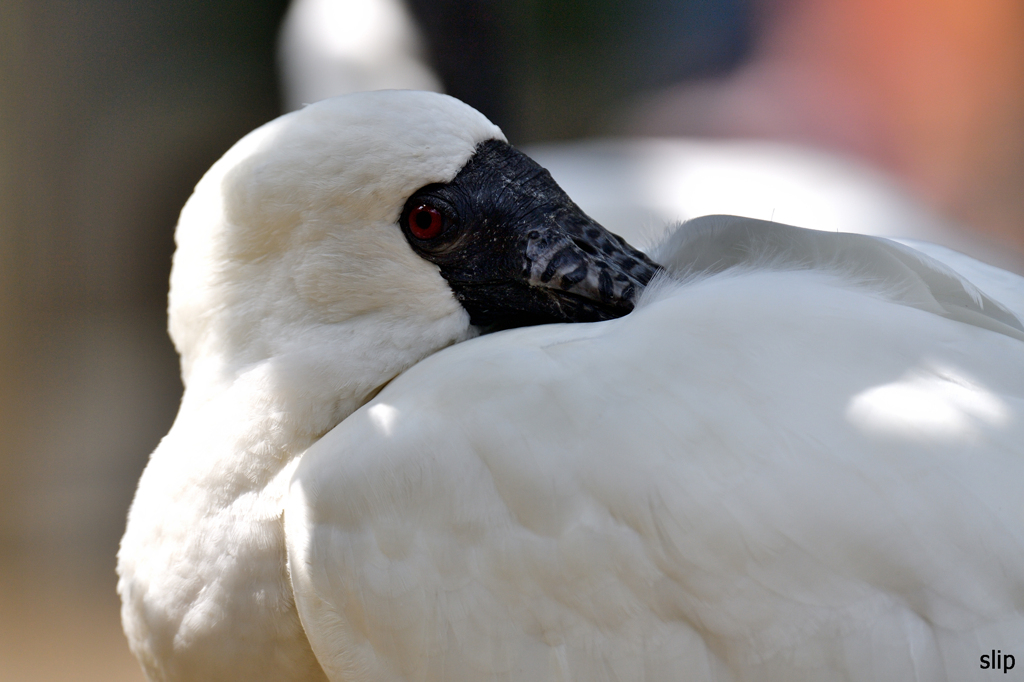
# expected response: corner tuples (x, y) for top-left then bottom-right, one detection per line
(407, 204), (445, 239)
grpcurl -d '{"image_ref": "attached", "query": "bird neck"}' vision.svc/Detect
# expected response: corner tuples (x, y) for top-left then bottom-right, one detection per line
(177, 309), (476, 472)
(118, 310), (473, 682)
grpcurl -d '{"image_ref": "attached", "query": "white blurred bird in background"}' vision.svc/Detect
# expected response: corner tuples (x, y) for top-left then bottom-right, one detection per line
(278, 0), (440, 108)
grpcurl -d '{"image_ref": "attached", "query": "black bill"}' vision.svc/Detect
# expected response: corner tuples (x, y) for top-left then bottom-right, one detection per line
(399, 140), (661, 329)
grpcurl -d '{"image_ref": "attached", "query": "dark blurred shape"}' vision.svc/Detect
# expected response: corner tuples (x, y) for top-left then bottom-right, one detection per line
(404, 0), (753, 141)
(402, 0), (512, 135)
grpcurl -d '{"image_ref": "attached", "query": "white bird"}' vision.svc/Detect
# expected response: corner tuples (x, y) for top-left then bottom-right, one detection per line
(118, 90), (1024, 682)
(525, 138), (1021, 274)
(278, 0), (442, 111)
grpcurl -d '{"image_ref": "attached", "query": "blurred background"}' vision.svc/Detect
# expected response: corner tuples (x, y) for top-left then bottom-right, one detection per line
(1, 0), (1022, 679)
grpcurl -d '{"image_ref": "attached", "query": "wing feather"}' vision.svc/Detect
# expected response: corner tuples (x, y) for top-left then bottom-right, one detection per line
(288, 233), (1024, 682)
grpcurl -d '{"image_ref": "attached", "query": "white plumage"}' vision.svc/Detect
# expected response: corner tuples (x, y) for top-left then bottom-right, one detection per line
(278, 0), (441, 111)
(525, 139), (1017, 272)
(119, 90), (1024, 682)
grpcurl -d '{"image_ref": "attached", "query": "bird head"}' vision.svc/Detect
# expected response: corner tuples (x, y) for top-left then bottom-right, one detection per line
(168, 91), (657, 397)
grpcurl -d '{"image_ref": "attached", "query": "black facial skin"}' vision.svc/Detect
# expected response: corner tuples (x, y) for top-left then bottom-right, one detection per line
(400, 140), (661, 329)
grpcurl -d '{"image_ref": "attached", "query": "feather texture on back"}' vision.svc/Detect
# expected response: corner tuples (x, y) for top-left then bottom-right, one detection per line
(287, 216), (1024, 682)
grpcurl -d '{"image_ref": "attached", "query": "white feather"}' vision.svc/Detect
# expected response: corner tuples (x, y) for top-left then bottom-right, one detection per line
(287, 219), (1024, 682)
(278, 0), (442, 110)
(119, 91), (500, 682)
(120, 90), (1024, 682)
